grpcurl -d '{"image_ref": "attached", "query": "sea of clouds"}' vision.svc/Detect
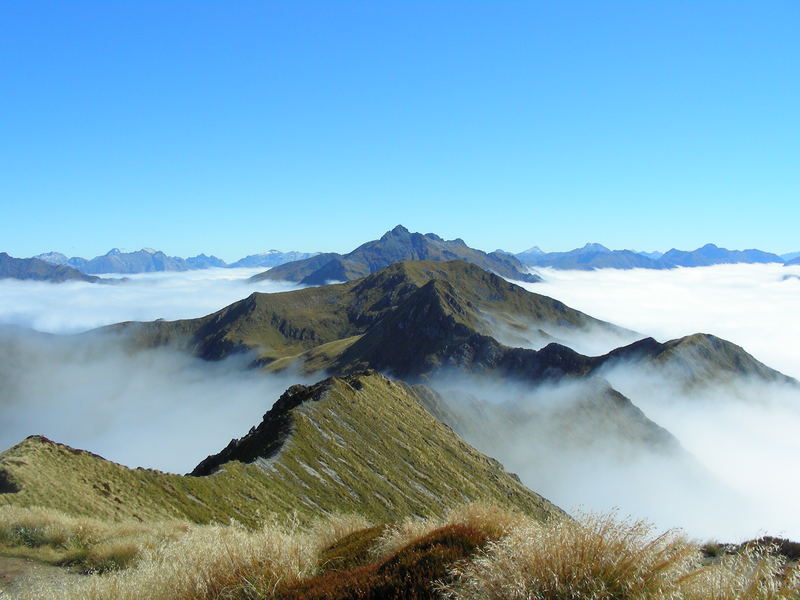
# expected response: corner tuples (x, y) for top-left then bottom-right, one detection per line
(0, 267), (302, 334)
(482, 262), (800, 541)
(521, 262), (800, 379)
(0, 262), (799, 541)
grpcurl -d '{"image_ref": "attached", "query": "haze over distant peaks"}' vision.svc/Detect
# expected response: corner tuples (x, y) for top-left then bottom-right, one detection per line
(33, 248), (318, 274)
(250, 225), (540, 285)
(21, 234), (800, 278)
(0, 252), (112, 284)
(516, 242), (789, 270)
(227, 250), (319, 269)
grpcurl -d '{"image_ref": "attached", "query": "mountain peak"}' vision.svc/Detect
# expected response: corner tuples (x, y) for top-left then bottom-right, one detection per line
(106, 248), (121, 256)
(389, 224), (410, 235)
(254, 227), (540, 284)
(578, 243), (611, 254)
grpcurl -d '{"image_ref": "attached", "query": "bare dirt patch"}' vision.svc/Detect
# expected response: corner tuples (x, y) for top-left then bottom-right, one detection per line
(0, 555), (79, 597)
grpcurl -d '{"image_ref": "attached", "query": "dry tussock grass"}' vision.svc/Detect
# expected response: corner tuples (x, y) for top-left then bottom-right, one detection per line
(371, 501), (524, 559)
(438, 512), (800, 600)
(9, 504), (800, 600)
(305, 512), (372, 552)
(16, 511), (370, 600)
(0, 505), (190, 571)
(684, 547), (800, 600)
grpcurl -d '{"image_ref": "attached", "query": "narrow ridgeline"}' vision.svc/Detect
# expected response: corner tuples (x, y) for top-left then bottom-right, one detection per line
(0, 372), (561, 525)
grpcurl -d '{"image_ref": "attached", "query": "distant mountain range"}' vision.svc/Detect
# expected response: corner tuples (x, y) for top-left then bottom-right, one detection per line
(17, 229), (800, 279)
(514, 242), (798, 270)
(0, 252), (117, 284)
(250, 225), (540, 284)
(32, 248), (318, 275)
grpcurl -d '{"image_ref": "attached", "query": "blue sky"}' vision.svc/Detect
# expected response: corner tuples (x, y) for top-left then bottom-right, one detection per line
(2, 1), (798, 261)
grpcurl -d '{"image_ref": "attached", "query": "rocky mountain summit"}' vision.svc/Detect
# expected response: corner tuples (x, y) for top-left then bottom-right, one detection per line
(250, 225), (540, 285)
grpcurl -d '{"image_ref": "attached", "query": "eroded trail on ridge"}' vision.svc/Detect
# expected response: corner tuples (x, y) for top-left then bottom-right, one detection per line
(0, 555), (80, 597)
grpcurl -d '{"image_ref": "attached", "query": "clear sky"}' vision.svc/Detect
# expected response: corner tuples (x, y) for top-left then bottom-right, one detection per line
(2, 1), (798, 261)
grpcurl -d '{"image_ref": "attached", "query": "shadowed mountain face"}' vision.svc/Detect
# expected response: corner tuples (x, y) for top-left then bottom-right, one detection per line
(0, 371), (562, 524)
(598, 334), (794, 387)
(104, 260), (629, 374)
(250, 225), (540, 284)
(0, 252), (104, 284)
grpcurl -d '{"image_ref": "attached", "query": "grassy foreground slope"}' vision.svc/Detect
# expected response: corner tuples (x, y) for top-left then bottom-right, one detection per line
(0, 371), (560, 525)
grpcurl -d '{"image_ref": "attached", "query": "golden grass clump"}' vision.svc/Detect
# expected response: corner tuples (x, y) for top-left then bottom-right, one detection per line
(438, 513), (800, 600)
(684, 546), (800, 600)
(305, 512), (373, 553)
(371, 501), (524, 559)
(20, 520), (313, 600)
(0, 505), (190, 571)
(439, 513), (700, 600)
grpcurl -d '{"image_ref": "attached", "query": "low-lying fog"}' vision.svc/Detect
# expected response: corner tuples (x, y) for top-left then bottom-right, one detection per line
(0, 267), (310, 473)
(431, 368), (800, 542)
(476, 262), (800, 541)
(522, 263), (800, 379)
(0, 267), (302, 334)
(0, 327), (311, 474)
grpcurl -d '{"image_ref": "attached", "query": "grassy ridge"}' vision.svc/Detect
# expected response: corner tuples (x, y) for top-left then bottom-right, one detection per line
(0, 372), (559, 526)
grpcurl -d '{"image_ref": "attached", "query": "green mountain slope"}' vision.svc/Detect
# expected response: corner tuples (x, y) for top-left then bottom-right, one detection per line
(250, 225), (540, 284)
(0, 372), (561, 524)
(100, 257), (792, 388)
(597, 334), (795, 386)
(104, 260), (626, 370)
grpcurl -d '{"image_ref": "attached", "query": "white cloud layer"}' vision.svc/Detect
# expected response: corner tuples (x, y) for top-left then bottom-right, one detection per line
(483, 263), (800, 541)
(0, 267), (302, 334)
(0, 268), (311, 473)
(521, 263), (800, 379)
(0, 328), (312, 474)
